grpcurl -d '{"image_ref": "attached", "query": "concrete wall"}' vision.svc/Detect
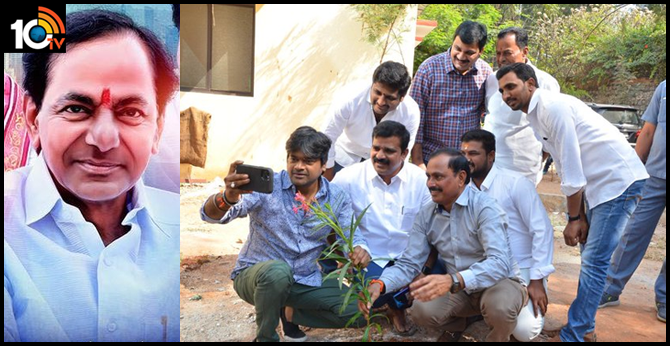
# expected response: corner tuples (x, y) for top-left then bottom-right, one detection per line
(180, 4), (418, 181)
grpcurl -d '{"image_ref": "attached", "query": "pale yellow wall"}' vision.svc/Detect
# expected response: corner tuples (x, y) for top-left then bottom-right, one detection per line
(180, 4), (418, 181)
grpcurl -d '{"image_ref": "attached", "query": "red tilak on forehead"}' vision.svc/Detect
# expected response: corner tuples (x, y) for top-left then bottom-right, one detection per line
(101, 88), (111, 107)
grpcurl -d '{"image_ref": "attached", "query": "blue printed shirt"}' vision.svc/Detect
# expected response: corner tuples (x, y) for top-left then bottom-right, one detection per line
(201, 171), (368, 287)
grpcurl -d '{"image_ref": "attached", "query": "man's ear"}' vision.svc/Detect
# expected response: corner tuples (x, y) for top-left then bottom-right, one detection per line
(458, 170), (467, 187)
(23, 94), (41, 151)
(401, 148), (409, 161)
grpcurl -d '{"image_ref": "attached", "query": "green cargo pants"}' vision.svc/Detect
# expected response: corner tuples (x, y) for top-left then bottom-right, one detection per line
(233, 260), (365, 342)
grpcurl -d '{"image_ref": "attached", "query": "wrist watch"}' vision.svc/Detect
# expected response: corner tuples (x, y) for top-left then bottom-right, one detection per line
(450, 273), (462, 294)
(568, 214), (581, 222)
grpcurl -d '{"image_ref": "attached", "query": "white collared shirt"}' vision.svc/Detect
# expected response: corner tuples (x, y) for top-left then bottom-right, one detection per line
(4, 155), (180, 342)
(332, 160), (431, 267)
(484, 60), (560, 185)
(323, 83), (420, 168)
(470, 165), (554, 280)
(526, 89), (648, 208)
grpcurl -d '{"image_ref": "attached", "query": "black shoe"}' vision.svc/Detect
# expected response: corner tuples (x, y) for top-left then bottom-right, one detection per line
(280, 307), (307, 342)
(437, 330), (463, 342)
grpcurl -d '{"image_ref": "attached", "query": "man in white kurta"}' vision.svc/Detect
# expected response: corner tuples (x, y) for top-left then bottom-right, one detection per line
(484, 27), (559, 185)
(462, 129), (554, 341)
(323, 62), (420, 179)
(497, 63), (648, 342)
(333, 121), (430, 335)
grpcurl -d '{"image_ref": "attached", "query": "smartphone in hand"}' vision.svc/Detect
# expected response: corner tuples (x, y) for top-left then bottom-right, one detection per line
(392, 286), (413, 309)
(235, 164), (274, 193)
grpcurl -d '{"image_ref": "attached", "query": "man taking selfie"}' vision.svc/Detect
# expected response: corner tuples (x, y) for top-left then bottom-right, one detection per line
(201, 126), (371, 342)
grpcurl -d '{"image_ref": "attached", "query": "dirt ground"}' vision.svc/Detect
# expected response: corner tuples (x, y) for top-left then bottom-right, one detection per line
(180, 173), (666, 342)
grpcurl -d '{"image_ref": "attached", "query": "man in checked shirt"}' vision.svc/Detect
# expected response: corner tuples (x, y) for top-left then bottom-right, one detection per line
(410, 20), (493, 170)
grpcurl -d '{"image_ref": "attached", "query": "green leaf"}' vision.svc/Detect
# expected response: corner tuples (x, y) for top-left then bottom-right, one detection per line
(362, 325), (371, 342)
(337, 262), (352, 289)
(342, 285), (356, 313)
(322, 268), (342, 281)
(345, 311), (364, 328)
(374, 323), (383, 339)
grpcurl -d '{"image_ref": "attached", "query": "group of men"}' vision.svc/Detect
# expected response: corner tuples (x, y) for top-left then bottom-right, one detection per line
(4, 9), (181, 342)
(2, 9), (663, 343)
(202, 20), (665, 343)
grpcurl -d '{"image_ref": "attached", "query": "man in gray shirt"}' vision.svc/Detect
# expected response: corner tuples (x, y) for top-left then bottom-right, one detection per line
(358, 148), (527, 342)
(599, 80), (666, 324)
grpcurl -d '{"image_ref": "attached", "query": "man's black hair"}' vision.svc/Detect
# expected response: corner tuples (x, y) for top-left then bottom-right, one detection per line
(497, 26), (528, 50)
(372, 120), (410, 152)
(172, 4), (180, 31)
(22, 10), (178, 117)
(496, 62), (538, 87)
(428, 148), (471, 184)
(454, 20), (488, 51)
(461, 129), (496, 154)
(285, 126), (332, 165)
(372, 61), (412, 97)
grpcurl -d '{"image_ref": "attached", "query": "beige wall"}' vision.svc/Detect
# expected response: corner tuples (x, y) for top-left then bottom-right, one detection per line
(180, 4), (418, 181)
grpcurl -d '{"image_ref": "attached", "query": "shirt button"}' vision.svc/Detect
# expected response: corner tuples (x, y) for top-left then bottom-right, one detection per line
(104, 258), (114, 266)
(107, 322), (117, 332)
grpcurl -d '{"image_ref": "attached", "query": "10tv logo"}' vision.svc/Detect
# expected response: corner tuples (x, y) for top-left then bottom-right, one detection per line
(9, 6), (65, 52)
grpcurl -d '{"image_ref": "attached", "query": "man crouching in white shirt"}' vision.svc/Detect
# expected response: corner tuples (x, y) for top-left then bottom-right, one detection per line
(461, 129), (554, 341)
(333, 121), (431, 336)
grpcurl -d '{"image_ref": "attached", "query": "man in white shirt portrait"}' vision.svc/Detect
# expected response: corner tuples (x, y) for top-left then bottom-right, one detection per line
(461, 129), (554, 341)
(323, 61), (420, 180)
(497, 63), (648, 342)
(333, 120), (431, 336)
(483, 27), (560, 186)
(4, 10), (180, 342)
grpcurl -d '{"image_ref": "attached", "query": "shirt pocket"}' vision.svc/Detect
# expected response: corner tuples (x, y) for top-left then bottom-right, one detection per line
(400, 206), (421, 232)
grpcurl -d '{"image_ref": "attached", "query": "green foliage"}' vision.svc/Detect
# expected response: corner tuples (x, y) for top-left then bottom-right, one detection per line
(351, 4), (410, 64)
(414, 4), (666, 98)
(531, 4), (666, 97)
(295, 193), (388, 342)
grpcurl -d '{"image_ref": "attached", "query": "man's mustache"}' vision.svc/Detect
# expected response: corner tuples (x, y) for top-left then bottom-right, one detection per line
(429, 186), (442, 192)
(373, 157), (390, 165)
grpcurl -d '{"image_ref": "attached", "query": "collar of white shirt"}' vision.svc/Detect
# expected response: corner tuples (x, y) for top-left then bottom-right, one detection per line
(24, 154), (151, 228)
(474, 164), (501, 192)
(528, 88), (542, 115)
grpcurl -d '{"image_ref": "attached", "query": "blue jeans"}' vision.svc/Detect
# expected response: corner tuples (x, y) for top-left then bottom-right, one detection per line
(657, 259), (666, 305)
(604, 176), (666, 304)
(560, 180), (645, 342)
